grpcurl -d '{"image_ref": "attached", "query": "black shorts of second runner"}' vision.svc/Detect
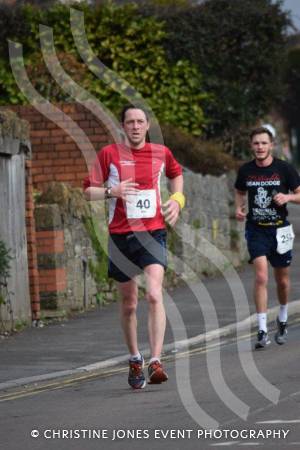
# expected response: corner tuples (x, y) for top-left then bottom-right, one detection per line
(108, 229), (167, 283)
(245, 222), (292, 268)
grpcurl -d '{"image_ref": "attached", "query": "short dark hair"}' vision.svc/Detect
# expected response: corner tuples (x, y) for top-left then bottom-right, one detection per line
(121, 105), (149, 123)
(250, 127), (274, 142)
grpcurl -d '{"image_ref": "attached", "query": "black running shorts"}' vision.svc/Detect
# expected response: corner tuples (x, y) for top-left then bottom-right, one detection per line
(245, 222), (292, 268)
(108, 229), (167, 283)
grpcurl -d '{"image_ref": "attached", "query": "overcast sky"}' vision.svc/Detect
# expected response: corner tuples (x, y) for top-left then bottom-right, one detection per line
(278, 0), (300, 31)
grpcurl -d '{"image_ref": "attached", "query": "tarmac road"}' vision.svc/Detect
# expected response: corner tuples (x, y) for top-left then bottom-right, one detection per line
(0, 204), (299, 386)
(0, 206), (299, 450)
(1, 319), (300, 450)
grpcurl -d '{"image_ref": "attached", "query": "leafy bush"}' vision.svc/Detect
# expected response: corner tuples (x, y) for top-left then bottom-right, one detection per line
(280, 47), (300, 128)
(161, 124), (238, 175)
(0, 240), (12, 281)
(0, 1), (209, 135)
(159, 0), (290, 148)
(132, 0), (196, 17)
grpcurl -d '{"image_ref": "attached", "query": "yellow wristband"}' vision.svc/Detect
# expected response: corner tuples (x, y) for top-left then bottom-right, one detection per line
(170, 192), (185, 210)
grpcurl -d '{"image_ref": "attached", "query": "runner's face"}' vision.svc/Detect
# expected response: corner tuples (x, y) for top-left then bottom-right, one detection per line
(251, 133), (273, 162)
(122, 109), (149, 148)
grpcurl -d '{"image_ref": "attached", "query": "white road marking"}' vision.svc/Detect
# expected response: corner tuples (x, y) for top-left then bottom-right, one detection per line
(240, 444), (262, 447)
(257, 419), (300, 424)
(290, 391), (300, 398)
(211, 444), (262, 447)
(210, 443), (239, 447)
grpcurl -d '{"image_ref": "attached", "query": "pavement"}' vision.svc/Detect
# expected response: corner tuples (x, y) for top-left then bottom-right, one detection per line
(0, 205), (299, 392)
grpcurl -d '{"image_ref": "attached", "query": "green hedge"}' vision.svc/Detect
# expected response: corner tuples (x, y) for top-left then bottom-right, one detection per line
(280, 47), (300, 128)
(153, 0), (290, 152)
(161, 124), (238, 175)
(0, 1), (209, 136)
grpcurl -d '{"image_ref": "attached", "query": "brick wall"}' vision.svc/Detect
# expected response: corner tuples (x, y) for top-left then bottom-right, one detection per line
(9, 103), (111, 191)
(36, 228), (67, 310)
(25, 159), (40, 322)
(5, 102), (112, 320)
(34, 196), (101, 314)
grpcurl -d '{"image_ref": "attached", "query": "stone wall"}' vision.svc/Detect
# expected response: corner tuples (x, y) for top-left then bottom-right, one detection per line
(33, 173), (247, 315)
(34, 183), (112, 315)
(167, 169), (247, 282)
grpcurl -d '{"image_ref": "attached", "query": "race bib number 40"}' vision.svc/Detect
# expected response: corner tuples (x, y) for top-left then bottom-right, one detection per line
(276, 225), (295, 254)
(126, 189), (157, 219)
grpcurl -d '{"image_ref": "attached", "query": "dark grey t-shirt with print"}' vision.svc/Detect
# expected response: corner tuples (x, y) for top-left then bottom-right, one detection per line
(235, 158), (300, 225)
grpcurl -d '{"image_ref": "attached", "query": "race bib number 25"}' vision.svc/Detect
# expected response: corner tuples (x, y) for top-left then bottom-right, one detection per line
(126, 189), (156, 219)
(276, 225), (295, 254)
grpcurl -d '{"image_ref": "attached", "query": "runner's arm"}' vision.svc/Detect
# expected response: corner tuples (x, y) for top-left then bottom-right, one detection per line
(235, 189), (247, 221)
(169, 174), (183, 196)
(84, 179), (139, 201)
(84, 186), (106, 201)
(273, 186), (300, 206)
(163, 175), (184, 227)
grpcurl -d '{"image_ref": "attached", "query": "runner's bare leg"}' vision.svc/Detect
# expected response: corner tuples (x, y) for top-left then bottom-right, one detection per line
(253, 256), (269, 312)
(118, 278), (139, 355)
(144, 264), (166, 359)
(273, 266), (290, 305)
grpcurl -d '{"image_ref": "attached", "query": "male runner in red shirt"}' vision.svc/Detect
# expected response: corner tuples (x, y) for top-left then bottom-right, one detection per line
(84, 105), (184, 389)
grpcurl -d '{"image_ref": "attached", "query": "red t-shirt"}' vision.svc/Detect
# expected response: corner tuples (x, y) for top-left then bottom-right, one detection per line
(83, 143), (182, 233)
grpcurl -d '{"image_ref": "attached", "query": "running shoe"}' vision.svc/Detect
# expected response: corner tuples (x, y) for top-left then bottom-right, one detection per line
(128, 355), (146, 389)
(274, 317), (288, 345)
(148, 360), (168, 384)
(255, 330), (270, 349)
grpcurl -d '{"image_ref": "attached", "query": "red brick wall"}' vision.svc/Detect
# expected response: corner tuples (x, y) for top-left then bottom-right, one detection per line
(10, 103), (111, 191)
(8, 102), (112, 320)
(25, 159), (40, 321)
(36, 230), (67, 308)
(36, 230), (65, 255)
